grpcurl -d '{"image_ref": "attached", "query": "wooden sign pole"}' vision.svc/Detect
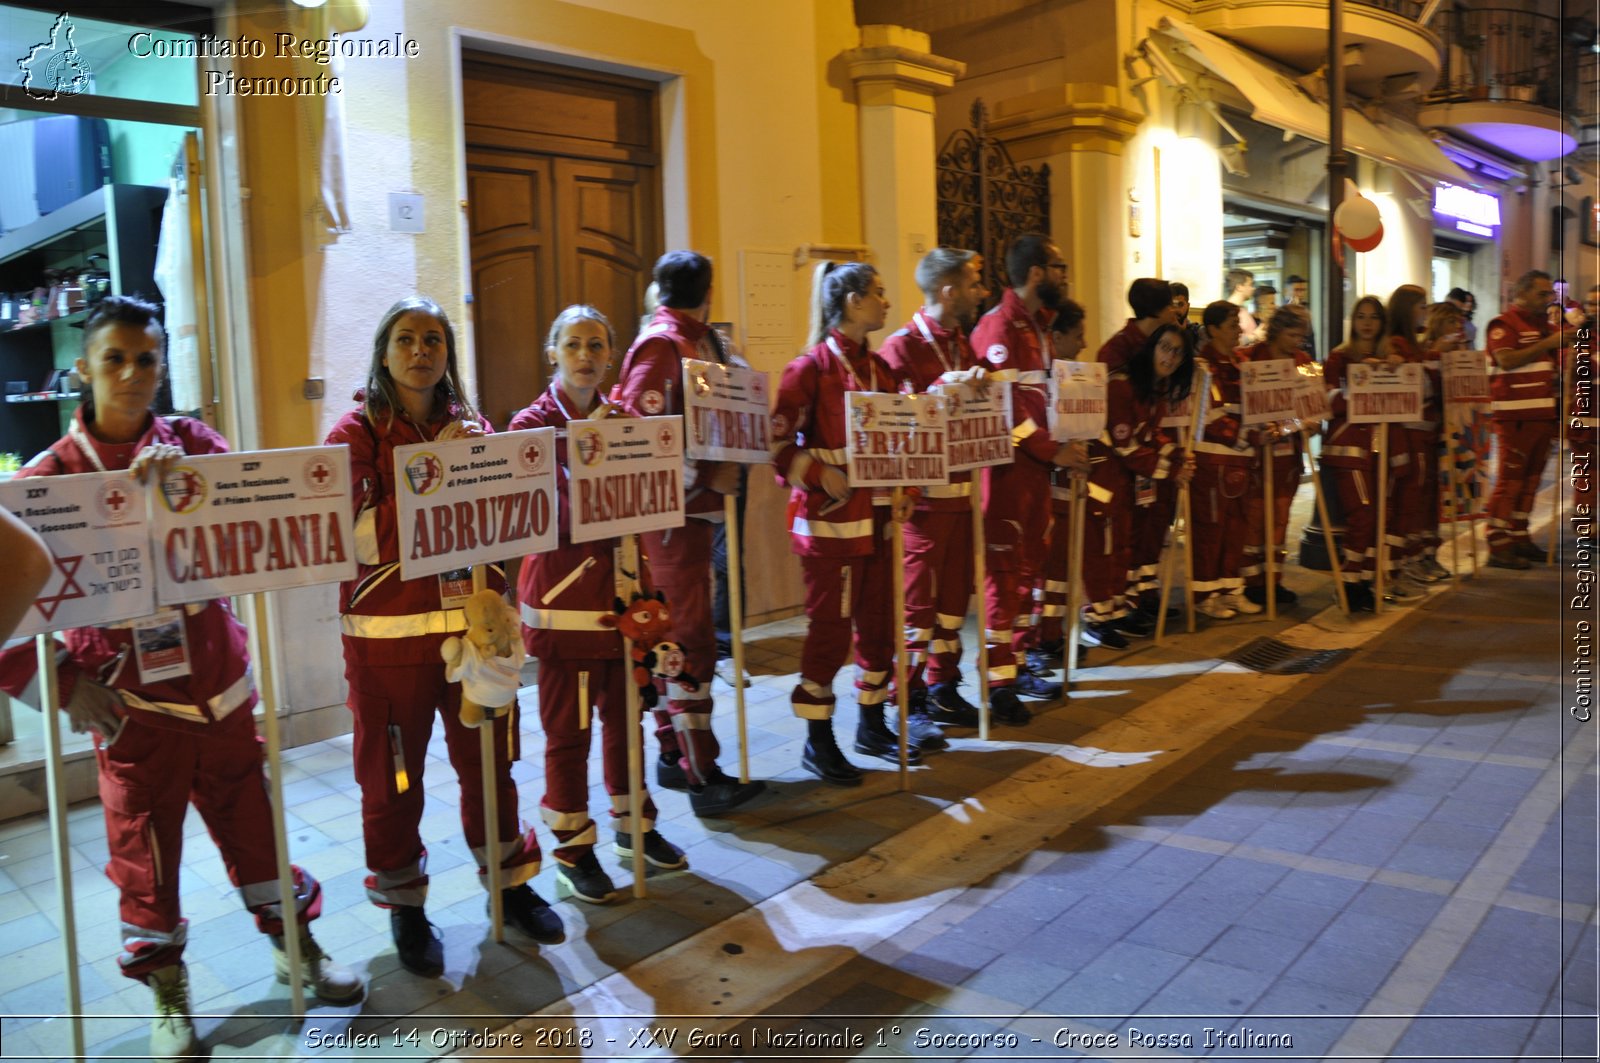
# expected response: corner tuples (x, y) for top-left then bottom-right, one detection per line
(724, 495), (751, 782)
(615, 535), (647, 898)
(1263, 442), (1278, 621)
(972, 490), (990, 742)
(1375, 427), (1389, 614)
(1302, 432), (1350, 616)
(891, 488), (911, 791)
(468, 568), (505, 940)
(1063, 473), (1087, 687)
(38, 634), (85, 1057)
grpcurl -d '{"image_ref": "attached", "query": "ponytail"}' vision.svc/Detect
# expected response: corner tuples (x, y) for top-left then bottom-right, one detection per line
(808, 260), (878, 347)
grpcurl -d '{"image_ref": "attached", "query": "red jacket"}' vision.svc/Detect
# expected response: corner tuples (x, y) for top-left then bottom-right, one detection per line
(1193, 344), (1256, 467)
(0, 411), (255, 733)
(771, 330), (895, 557)
(1086, 375), (1176, 504)
(1393, 334), (1442, 431)
(1322, 346), (1378, 466)
(879, 310), (975, 512)
(1096, 319), (1147, 373)
(1486, 304), (1558, 421)
(614, 306), (732, 519)
(509, 384), (638, 660)
(325, 400), (504, 666)
(971, 288), (1056, 472)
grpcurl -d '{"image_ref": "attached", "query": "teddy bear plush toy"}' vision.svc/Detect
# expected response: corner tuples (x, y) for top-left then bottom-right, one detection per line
(598, 591), (698, 708)
(441, 588), (526, 727)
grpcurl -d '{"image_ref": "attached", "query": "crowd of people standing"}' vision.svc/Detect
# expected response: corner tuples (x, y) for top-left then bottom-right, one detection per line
(0, 232), (1588, 1062)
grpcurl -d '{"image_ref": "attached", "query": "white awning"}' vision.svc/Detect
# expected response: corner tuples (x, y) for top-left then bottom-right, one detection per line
(1153, 18), (1477, 188)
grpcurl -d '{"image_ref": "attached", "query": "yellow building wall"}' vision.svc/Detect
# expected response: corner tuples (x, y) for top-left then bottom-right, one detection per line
(228, 0), (869, 729)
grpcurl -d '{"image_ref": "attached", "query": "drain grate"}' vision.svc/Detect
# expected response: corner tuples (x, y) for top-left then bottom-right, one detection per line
(1224, 636), (1354, 675)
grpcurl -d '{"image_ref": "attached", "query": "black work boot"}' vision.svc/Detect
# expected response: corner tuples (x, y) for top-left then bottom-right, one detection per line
(499, 884), (564, 943)
(688, 767), (767, 816)
(389, 905), (444, 977)
(853, 705), (922, 765)
(802, 720), (862, 786)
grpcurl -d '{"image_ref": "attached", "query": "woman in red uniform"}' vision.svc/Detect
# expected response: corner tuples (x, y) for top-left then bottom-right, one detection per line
(326, 296), (557, 978)
(1081, 323), (1195, 639)
(0, 295), (361, 1062)
(511, 304), (687, 904)
(1189, 300), (1258, 619)
(1322, 295), (1389, 612)
(1237, 303), (1313, 608)
(1377, 284), (1433, 600)
(1410, 299), (1466, 583)
(771, 261), (918, 785)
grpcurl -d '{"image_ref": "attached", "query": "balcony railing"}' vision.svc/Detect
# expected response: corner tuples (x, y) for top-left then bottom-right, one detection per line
(1352, 0), (1427, 19)
(1431, 6), (1583, 113)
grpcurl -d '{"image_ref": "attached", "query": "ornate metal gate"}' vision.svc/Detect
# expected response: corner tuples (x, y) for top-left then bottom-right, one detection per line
(936, 99), (1051, 301)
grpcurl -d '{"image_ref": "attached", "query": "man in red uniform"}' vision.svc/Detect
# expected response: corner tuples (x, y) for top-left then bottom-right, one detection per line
(1485, 269), (1569, 567)
(972, 234), (1081, 723)
(1094, 278), (1180, 639)
(615, 251), (766, 814)
(878, 247), (990, 730)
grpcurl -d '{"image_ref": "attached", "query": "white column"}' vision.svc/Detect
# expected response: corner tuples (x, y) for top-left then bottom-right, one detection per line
(844, 26), (965, 317)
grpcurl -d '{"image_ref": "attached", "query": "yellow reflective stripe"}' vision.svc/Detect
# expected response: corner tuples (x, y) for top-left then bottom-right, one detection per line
(1087, 482), (1113, 503)
(341, 610), (468, 638)
(519, 603), (608, 632)
(119, 668), (255, 723)
(923, 482), (972, 498)
(808, 446), (848, 464)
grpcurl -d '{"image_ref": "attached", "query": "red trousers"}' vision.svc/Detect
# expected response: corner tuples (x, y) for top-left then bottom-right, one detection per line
(1190, 460), (1251, 597)
(101, 704), (321, 982)
(982, 466), (1050, 686)
(642, 521), (721, 785)
(791, 533), (893, 719)
(1332, 463), (1379, 583)
(1081, 489), (1133, 623)
(344, 658), (538, 907)
(536, 658), (656, 864)
(1386, 427), (1439, 565)
(1038, 496), (1073, 645)
(1128, 477), (1178, 610)
(902, 507), (972, 689)
(1242, 449), (1299, 588)
(1488, 419), (1556, 550)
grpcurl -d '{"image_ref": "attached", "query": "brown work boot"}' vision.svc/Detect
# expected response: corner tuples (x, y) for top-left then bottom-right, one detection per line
(1488, 548), (1531, 570)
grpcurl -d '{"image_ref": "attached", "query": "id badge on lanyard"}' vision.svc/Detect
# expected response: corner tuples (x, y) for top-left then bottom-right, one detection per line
(132, 608), (193, 682)
(438, 567), (475, 609)
(1135, 476), (1157, 507)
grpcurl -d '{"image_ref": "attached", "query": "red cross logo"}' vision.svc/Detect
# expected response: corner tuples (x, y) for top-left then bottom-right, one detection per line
(34, 554), (85, 623)
(304, 455), (337, 493)
(521, 439), (544, 473)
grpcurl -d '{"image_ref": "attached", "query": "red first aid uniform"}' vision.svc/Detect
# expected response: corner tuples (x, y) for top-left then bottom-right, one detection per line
(1191, 345), (1255, 598)
(1484, 304), (1559, 550)
(326, 401), (538, 908)
(878, 311), (976, 690)
(1385, 335), (1443, 566)
(1237, 345), (1308, 588)
(0, 411), (321, 982)
(771, 331), (897, 719)
(971, 289), (1056, 686)
(613, 306), (730, 786)
(510, 385), (657, 865)
(1322, 347), (1382, 585)
(1083, 376), (1176, 621)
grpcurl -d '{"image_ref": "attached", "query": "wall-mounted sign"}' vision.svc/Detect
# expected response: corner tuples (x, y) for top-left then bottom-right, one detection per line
(1434, 183), (1500, 238)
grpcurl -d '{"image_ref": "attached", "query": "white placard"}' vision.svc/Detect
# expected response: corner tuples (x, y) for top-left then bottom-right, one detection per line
(1239, 360), (1299, 427)
(0, 472), (153, 638)
(152, 446), (356, 605)
(1048, 360), (1108, 441)
(933, 380), (1013, 472)
(393, 430), (559, 580)
(844, 392), (948, 487)
(1347, 363), (1425, 424)
(682, 358), (772, 464)
(1292, 362), (1330, 424)
(567, 415), (687, 543)
(1441, 350), (1491, 404)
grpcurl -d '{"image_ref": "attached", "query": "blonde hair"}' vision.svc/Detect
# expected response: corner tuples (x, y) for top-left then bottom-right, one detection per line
(1422, 301), (1464, 345)
(545, 304), (615, 354)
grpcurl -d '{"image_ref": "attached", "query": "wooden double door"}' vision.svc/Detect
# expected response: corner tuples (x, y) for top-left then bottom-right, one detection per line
(463, 54), (662, 430)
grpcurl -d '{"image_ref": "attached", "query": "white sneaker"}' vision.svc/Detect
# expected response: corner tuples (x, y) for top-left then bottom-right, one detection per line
(1228, 591), (1264, 615)
(274, 929), (365, 1005)
(1197, 595), (1237, 620)
(715, 658), (751, 688)
(147, 963), (201, 1062)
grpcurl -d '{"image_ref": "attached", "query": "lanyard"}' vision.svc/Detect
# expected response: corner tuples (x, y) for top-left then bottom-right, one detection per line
(913, 312), (957, 374)
(68, 417), (112, 473)
(549, 383), (584, 424)
(826, 335), (879, 393)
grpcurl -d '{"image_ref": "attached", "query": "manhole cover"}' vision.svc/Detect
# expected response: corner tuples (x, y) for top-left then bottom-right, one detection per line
(1224, 636), (1353, 675)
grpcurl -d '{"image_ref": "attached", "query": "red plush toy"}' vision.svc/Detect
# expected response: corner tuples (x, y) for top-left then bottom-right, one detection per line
(598, 591), (697, 708)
